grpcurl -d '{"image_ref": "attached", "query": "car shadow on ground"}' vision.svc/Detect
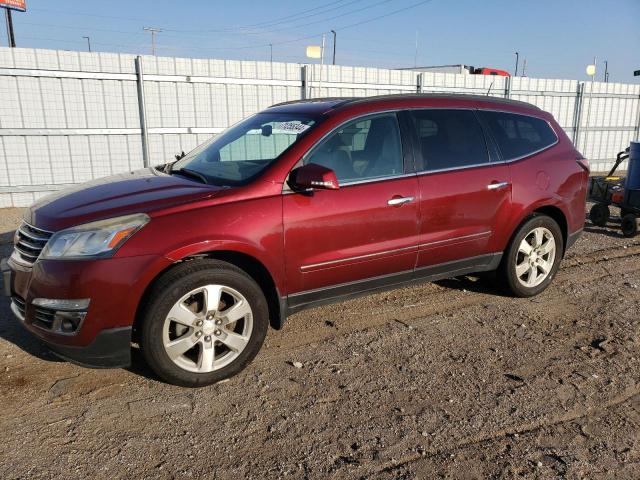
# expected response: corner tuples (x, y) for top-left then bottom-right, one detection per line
(0, 296), (64, 364)
(434, 274), (511, 297)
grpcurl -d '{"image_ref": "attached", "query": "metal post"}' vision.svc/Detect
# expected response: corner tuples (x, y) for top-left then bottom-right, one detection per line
(514, 51), (519, 77)
(504, 75), (512, 99)
(301, 65), (309, 100)
(331, 30), (336, 65)
(417, 72), (424, 93)
(83, 36), (91, 52)
(604, 60), (609, 82)
(4, 8), (16, 48)
(573, 82), (585, 146)
(634, 94), (640, 141)
(582, 57), (597, 152)
(135, 56), (150, 168)
(269, 43), (273, 63)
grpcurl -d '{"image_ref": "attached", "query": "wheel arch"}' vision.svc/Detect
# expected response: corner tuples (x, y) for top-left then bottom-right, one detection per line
(501, 204), (569, 263)
(132, 250), (286, 343)
(532, 205), (568, 251)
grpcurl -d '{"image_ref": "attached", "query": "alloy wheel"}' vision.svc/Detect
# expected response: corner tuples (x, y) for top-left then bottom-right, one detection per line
(162, 284), (253, 373)
(515, 227), (556, 288)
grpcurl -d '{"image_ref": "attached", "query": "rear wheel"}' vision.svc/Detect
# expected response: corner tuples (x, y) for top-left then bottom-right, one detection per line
(141, 259), (268, 387)
(589, 203), (610, 227)
(499, 215), (564, 297)
(621, 214), (639, 238)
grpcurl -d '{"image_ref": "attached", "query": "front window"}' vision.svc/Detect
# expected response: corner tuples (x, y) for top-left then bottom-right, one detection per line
(304, 113), (404, 184)
(171, 112), (318, 185)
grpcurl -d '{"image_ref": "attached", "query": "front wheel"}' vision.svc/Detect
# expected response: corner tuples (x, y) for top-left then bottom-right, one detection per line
(141, 260), (269, 387)
(499, 215), (564, 297)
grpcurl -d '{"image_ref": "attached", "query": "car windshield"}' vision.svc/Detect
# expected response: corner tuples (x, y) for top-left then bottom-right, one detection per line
(170, 112), (318, 186)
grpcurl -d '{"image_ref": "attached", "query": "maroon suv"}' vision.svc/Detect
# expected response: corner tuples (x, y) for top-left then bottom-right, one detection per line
(2, 94), (589, 387)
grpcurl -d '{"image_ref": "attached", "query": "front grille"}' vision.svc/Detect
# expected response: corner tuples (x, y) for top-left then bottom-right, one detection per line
(10, 296), (26, 321)
(12, 222), (53, 267)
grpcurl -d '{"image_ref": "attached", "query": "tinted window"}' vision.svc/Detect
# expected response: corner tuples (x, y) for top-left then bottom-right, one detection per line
(305, 113), (404, 183)
(480, 111), (557, 161)
(408, 109), (489, 172)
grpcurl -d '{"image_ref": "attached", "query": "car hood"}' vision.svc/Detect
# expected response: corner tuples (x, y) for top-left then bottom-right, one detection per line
(26, 168), (225, 231)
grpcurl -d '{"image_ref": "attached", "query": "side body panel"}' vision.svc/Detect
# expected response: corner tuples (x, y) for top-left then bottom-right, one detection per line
(283, 176), (420, 296)
(416, 164), (512, 267)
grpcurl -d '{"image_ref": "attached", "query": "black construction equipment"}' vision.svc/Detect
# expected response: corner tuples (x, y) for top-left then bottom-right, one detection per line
(588, 143), (640, 237)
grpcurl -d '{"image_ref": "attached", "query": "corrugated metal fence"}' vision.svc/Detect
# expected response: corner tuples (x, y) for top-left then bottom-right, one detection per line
(0, 46), (639, 207)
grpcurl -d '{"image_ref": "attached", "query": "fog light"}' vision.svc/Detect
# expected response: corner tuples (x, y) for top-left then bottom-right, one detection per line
(55, 311), (86, 333)
(33, 298), (90, 311)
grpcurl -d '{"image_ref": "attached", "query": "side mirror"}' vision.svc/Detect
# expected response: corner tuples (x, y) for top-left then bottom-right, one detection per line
(289, 163), (340, 192)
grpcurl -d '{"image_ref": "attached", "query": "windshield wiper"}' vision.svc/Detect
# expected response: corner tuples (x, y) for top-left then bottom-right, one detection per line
(170, 167), (209, 184)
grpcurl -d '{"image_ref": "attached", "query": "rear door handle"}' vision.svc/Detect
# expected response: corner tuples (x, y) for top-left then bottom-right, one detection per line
(487, 181), (510, 190)
(387, 196), (414, 206)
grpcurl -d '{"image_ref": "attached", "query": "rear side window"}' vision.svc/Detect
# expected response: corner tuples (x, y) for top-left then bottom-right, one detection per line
(479, 111), (557, 161)
(408, 109), (489, 172)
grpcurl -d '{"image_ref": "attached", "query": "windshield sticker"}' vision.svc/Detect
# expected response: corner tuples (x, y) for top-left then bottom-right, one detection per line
(278, 122), (311, 133)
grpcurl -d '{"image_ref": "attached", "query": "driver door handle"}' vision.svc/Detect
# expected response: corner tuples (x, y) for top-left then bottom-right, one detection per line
(387, 196), (414, 206)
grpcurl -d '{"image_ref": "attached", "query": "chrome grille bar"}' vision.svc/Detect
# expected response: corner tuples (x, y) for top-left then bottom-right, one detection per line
(11, 222), (53, 267)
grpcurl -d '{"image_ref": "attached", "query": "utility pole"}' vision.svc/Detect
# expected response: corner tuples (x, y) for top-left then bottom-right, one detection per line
(604, 60), (609, 82)
(414, 30), (419, 68)
(4, 8), (16, 47)
(82, 36), (91, 52)
(143, 27), (162, 56)
(331, 30), (336, 65)
(514, 51), (519, 77)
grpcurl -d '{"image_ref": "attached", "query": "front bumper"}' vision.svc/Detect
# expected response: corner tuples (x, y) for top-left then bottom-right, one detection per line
(2, 253), (172, 368)
(46, 326), (133, 368)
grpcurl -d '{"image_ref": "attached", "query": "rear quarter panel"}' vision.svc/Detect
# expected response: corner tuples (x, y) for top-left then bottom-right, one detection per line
(504, 133), (587, 251)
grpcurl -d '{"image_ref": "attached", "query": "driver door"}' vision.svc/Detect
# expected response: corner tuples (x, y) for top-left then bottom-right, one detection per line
(282, 112), (420, 309)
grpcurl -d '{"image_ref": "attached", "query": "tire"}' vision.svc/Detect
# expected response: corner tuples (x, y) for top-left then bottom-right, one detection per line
(499, 215), (564, 297)
(140, 259), (269, 387)
(621, 214), (639, 238)
(589, 203), (610, 227)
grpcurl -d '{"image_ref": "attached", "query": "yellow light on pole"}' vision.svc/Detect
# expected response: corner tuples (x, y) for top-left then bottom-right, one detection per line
(586, 64), (596, 77)
(306, 45), (322, 59)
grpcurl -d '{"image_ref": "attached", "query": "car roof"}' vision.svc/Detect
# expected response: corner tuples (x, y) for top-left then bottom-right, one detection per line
(265, 93), (540, 116)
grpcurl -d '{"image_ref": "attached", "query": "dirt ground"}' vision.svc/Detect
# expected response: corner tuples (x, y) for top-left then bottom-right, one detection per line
(0, 205), (639, 480)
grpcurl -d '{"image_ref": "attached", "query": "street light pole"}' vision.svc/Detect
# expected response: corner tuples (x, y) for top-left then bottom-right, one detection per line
(82, 36), (91, 52)
(514, 51), (519, 77)
(269, 43), (273, 63)
(4, 8), (16, 48)
(604, 60), (609, 82)
(331, 30), (336, 65)
(143, 27), (162, 56)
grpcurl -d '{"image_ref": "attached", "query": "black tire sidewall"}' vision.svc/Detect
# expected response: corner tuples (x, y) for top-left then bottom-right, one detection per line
(589, 204), (609, 227)
(502, 215), (564, 297)
(141, 261), (269, 387)
(621, 214), (638, 237)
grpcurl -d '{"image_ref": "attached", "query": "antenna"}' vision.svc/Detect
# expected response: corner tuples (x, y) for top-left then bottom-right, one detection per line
(487, 81), (494, 96)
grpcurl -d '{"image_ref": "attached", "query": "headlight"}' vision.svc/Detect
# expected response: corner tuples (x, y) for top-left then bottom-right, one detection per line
(40, 213), (150, 260)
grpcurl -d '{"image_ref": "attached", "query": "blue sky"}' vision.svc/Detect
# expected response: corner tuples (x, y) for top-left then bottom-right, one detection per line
(3, 0), (639, 83)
